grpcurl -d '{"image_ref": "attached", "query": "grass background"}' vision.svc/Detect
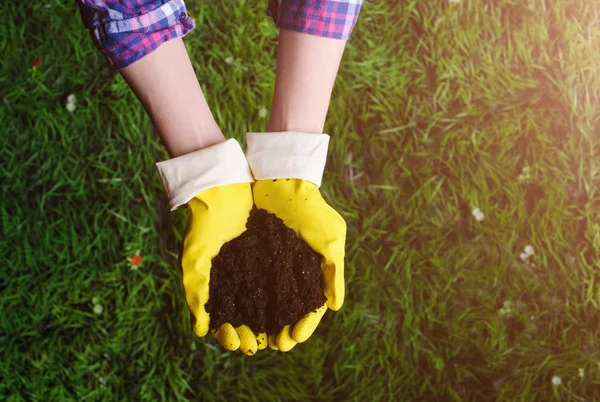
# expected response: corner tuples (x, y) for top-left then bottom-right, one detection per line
(2, 0), (600, 400)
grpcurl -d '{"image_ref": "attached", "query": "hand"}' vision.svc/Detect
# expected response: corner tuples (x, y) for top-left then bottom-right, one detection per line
(183, 183), (268, 355)
(245, 131), (346, 352)
(252, 178), (346, 351)
(156, 139), (265, 356)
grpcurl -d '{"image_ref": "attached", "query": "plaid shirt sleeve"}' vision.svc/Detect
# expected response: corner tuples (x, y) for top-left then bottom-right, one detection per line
(76, 0), (195, 71)
(266, 0), (363, 40)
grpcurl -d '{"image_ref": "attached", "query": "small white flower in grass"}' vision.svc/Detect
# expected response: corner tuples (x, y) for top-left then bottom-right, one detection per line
(258, 106), (268, 118)
(66, 93), (76, 112)
(93, 304), (104, 315)
(471, 207), (484, 222)
(225, 56), (234, 64)
(517, 166), (532, 182)
(498, 301), (512, 316)
(520, 245), (535, 261)
(99, 376), (106, 384)
(552, 376), (561, 386)
(579, 368), (584, 377)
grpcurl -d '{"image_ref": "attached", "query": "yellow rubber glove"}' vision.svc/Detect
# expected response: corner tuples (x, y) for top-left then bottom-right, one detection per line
(156, 139), (265, 356)
(245, 131), (346, 351)
(183, 183), (266, 355)
(253, 179), (346, 351)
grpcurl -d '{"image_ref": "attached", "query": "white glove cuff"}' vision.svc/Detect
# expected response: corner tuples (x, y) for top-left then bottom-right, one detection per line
(245, 131), (330, 187)
(155, 139), (254, 211)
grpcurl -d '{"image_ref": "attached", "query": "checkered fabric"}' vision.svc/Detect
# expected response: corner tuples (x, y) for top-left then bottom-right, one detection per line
(267, 0), (363, 40)
(76, 0), (363, 71)
(76, 0), (195, 71)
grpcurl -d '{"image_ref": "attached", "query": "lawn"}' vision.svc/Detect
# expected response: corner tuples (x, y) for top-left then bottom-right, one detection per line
(2, 0), (600, 400)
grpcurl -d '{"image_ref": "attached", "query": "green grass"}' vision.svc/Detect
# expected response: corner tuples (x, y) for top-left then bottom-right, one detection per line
(2, 0), (600, 400)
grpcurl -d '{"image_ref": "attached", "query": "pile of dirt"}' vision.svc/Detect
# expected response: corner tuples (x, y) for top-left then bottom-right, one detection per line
(205, 207), (326, 335)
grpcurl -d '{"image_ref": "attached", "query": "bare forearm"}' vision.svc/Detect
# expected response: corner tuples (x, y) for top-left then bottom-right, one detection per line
(268, 30), (347, 134)
(121, 38), (224, 157)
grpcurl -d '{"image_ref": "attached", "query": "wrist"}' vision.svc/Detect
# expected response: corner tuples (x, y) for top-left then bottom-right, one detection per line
(165, 126), (226, 158)
(266, 105), (326, 134)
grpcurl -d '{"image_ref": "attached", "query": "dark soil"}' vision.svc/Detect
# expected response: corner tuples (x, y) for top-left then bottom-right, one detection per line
(205, 207), (326, 335)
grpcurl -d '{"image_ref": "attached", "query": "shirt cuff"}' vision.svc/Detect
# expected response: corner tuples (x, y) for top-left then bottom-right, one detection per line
(80, 0), (195, 71)
(266, 0), (363, 40)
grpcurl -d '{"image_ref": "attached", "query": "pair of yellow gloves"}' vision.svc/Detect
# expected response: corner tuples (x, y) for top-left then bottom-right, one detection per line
(155, 132), (346, 355)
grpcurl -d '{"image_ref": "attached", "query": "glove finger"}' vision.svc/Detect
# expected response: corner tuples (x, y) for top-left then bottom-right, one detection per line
(213, 323), (240, 351)
(257, 332), (268, 350)
(313, 205), (346, 312)
(276, 325), (297, 352)
(292, 304), (327, 343)
(235, 325), (258, 356)
(323, 258), (345, 311)
(268, 333), (279, 350)
(191, 310), (210, 337)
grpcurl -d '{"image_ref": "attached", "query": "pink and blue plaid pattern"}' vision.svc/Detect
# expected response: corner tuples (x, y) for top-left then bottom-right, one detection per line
(77, 0), (362, 71)
(267, 0), (363, 40)
(77, 0), (195, 71)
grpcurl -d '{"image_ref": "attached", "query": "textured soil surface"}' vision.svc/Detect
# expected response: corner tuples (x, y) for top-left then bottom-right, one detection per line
(205, 207), (326, 335)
